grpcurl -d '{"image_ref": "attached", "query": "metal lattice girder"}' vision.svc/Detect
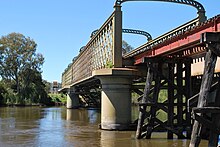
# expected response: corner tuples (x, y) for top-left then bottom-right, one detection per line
(122, 29), (152, 41)
(115, 0), (206, 22)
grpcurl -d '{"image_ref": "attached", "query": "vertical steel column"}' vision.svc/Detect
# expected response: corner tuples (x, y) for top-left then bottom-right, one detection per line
(113, 5), (122, 68)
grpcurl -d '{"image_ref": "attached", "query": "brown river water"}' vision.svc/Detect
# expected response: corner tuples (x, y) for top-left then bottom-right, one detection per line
(0, 107), (208, 147)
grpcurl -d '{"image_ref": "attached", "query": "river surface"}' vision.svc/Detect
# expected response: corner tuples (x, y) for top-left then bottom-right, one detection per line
(0, 106), (208, 147)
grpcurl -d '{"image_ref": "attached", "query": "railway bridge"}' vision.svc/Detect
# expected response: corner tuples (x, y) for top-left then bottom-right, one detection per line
(60, 1), (220, 146)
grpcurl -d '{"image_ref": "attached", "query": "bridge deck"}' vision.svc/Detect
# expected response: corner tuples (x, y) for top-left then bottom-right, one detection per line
(124, 15), (220, 65)
(61, 14), (220, 90)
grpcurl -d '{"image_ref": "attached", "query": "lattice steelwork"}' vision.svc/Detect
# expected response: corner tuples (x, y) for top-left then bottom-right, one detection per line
(61, 12), (115, 87)
(91, 17), (114, 70)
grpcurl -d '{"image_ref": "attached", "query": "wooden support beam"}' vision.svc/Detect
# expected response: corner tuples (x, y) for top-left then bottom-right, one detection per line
(208, 77), (220, 146)
(177, 61), (184, 139)
(193, 107), (220, 114)
(154, 118), (186, 139)
(136, 62), (154, 139)
(201, 32), (220, 56)
(136, 57), (192, 140)
(193, 113), (220, 134)
(167, 62), (175, 139)
(131, 85), (145, 89)
(139, 102), (188, 107)
(184, 60), (192, 138)
(190, 50), (217, 147)
(133, 89), (144, 96)
(190, 32), (220, 147)
(187, 81), (218, 111)
(145, 63), (162, 139)
(138, 102), (169, 113)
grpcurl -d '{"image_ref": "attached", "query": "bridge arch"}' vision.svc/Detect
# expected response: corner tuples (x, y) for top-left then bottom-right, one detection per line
(122, 28), (152, 41)
(115, 0), (206, 22)
(91, 29), (152, 41)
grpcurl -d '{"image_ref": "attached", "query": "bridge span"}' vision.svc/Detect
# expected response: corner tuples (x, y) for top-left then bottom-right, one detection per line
(60, 1), (220, 146)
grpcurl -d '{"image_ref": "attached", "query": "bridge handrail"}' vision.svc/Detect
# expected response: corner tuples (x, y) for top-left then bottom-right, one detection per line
(70, 12), (115, 69)
(123, 17), (201, 58)
(87, 12), (115, 49)
(62, 11), (116, 88)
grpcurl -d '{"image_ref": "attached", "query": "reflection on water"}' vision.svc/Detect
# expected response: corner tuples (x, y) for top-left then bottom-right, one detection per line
(66, 108), (100, 124)
(37, 107), (66, 147)
(0, 107), (208, 147)
(65, 108), (101, 147)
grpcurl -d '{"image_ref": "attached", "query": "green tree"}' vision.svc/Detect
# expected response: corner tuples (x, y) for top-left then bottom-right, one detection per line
(0, 33), (44, 104)
(0, 80), (7, 105)
(43, 80), (51, 94)
(20, 69), (43, 103)
(122, 40), (133, 55)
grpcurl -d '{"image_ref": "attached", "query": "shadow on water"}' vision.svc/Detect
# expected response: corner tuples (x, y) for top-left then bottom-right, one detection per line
(0, 106), (208, 147)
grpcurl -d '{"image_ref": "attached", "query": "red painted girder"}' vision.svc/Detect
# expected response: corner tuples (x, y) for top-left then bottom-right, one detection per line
(134, 15), (220, 65)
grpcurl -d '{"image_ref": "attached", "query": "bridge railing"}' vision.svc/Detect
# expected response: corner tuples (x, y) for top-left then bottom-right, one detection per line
(123, 17), (202, 58)
(61, 6), (122, 89)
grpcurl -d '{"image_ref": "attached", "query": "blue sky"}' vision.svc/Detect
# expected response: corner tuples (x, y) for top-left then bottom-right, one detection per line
(0, 0), (220, 83)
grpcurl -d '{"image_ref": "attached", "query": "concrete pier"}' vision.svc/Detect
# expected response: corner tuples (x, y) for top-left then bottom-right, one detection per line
(93, 68), (139, 130)
(66, 88), (80, 109)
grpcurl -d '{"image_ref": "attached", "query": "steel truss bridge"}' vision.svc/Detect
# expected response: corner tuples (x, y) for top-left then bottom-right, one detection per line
(60, 1), (220, 146)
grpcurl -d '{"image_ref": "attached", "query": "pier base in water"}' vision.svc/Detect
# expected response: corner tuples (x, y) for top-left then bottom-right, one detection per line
(66, 87), (80, 109)
(93, 68), (139, 130)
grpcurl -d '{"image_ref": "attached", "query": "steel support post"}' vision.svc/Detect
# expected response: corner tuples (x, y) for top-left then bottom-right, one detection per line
(113, 5), (122, 68)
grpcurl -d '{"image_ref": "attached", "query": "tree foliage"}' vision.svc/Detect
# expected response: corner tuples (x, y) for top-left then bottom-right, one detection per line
(0, 81), (7, 105)
(122, 40), (134, 55)
(0, 33), (44, 93)
(0, 33), (47, 105)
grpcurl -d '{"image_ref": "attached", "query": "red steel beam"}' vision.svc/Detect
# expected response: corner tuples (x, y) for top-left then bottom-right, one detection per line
(134, 15), (220, 65)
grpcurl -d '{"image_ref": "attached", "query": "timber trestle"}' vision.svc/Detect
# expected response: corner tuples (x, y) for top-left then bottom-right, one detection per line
(189, 32), (220, 147)
(75, 80), (101, 108)
(136, 56), (192, 139)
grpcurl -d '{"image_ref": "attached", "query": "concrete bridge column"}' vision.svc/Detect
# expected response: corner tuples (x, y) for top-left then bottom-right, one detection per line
(99, 76), (131, 130)
(66, 87), (80, 109)
(93, 68), (139, 130)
